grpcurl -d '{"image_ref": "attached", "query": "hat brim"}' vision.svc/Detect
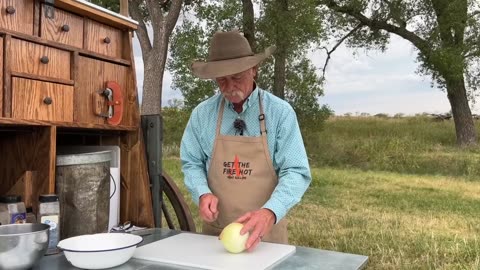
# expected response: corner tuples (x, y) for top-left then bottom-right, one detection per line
(191, 46), (276, 79)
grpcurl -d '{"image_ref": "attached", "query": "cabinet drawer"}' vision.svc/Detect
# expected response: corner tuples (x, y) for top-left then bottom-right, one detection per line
(84, 18), (123, 59)
(0, 0), (34, 35)
(10, 39), (71, 81)
(12, 78), (73, 122)
(40, 4), (83, 48)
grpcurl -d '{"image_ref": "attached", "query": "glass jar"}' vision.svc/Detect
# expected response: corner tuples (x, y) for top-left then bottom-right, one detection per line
(26, 207), (37, 223)
(0, 195), (26, 225)
(38, 194), (60, 255)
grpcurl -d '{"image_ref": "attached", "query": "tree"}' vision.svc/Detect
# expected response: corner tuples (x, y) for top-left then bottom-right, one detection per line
(168, 0), (331, 126)
(91, 0), (184, 115)
(316, 0), (480, 147)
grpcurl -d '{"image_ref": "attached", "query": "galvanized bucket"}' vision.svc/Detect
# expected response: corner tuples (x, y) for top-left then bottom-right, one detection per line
(56, 151), (111, 240)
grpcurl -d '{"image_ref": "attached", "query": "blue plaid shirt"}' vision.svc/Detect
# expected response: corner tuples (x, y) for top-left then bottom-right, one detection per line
(180, 87), (311, 223)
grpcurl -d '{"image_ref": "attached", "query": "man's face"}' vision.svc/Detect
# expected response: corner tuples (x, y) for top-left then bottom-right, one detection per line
(216, 67), (256, 104)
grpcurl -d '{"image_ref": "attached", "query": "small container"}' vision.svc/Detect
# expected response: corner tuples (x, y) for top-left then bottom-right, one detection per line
(26, 207), (37, 223)
(0, 195), (26, 225)
(38, 194), (60, 255)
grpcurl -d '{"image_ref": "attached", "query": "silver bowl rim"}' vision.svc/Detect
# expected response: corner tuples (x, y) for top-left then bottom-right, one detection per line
(0, 223), (50, 237)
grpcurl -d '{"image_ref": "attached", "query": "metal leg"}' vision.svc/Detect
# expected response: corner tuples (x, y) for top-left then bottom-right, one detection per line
(141, 115), (163, 228)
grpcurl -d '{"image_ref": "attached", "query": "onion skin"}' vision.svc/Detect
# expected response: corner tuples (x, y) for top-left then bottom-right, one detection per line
(219, 223), (249, 253)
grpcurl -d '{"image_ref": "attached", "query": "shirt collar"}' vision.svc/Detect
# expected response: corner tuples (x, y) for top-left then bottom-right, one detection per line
(224, 86), (260, 112)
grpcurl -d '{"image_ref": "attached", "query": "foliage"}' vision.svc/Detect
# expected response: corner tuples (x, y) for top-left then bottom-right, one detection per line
(89, 0), (119, 12)
(168, 0), (331, 123)
(317, 0), (480, 146)
(319, 0), (479, 90)
(162, 107), (191, 147)
(168, 21), (217, 110)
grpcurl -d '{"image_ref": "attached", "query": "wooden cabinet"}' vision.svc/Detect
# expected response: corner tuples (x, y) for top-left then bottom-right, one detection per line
(0, 0), (154, 229)
(12, 78), (74, 121)
(0, 0), (34, 35)
(40, 4), (84, 49)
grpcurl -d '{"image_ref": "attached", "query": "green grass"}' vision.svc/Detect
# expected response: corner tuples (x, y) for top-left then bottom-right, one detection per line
(304, 117), (480, 179)
(161, 115), (480, 269)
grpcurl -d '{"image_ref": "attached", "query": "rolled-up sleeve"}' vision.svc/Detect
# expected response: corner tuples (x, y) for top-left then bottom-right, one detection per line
(262, 106), (311, 223)
(180, 108), (212, 205)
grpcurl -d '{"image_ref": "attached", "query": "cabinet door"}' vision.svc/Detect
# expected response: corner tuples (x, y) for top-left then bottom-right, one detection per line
(40, 4), (84, 48)
(0, 0), (34, 35)
(75, 57), (129, 125)
(12, 78), (73, 122)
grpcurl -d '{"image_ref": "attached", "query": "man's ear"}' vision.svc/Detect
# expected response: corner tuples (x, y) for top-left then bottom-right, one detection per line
(251, 66), (258, 76)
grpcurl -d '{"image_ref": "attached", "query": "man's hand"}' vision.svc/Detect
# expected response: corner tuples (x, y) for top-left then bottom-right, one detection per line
(235, 208), (276, 252)
(199, 193), (219, 222)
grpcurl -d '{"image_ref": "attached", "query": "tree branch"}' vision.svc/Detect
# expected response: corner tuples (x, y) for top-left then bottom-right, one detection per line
(165, 0), (183, 36)
(465, 48), (480, 58)
(319, 0), (431, 56)
(322, 23), (363, 78)
(469, 10), (480, 18)
(380, 0), (407, 28)
(146, 0), (165, 38)
(129, 0), (152, 53)
(242, 0), (256, 52)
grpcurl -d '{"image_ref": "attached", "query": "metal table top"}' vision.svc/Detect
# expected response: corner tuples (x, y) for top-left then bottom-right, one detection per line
(34, 228), (368, 270)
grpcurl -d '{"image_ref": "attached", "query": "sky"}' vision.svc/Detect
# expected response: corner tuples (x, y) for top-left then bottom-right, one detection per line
(132, 32), (479, 116)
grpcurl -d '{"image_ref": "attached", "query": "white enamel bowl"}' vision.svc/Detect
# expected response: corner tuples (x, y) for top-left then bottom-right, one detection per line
(57, 233), (143, 269)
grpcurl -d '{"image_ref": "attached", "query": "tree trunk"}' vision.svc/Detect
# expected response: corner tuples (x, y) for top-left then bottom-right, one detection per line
(241, 0), (256, 52)
(128, 0), (182, 115)
(445, 78), (477, 146)
(272, 0), (288, 99)
(142, 50), (165, 115)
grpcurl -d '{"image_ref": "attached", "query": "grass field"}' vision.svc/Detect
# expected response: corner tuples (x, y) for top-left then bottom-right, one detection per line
(162, 116), (480, 269)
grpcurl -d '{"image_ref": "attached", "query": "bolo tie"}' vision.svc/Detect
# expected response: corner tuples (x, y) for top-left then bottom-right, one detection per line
(233, 118), (246, 136)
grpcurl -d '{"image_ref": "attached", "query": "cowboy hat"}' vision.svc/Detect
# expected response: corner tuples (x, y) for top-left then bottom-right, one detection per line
(191, 30), (275, 79)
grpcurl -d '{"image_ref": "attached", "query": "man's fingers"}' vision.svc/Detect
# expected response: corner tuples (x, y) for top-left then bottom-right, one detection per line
(236, 212), (253, 235)
(240, 217), (257, 235)
(200, 202), (213, 222)
(199, 194), (220, 222)
(210, 196), (218, 214)
(246, 237), (261, 252)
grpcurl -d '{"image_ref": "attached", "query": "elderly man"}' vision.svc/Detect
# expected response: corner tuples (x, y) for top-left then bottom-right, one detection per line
(180, 30), (311, 251)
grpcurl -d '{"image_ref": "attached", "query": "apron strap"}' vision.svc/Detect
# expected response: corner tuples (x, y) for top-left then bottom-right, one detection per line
(215, 90), (267, 136)
(215, 98), (226, 136)
(258, 90), (267, 135)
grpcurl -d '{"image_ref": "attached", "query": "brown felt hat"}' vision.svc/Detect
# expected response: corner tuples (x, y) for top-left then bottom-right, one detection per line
(191, 30), (275, 79)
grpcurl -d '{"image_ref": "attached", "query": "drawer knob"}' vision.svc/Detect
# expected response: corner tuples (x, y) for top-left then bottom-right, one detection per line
(43, 97), (53, 105)
(61, 24), (70, 32)
(6, 6), (16, 15)
(40, 56), (49, 64)
(103, 37), (111, 44)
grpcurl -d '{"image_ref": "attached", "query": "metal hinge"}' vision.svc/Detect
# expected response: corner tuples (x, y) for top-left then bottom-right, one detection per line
(44, 0), (55, 19)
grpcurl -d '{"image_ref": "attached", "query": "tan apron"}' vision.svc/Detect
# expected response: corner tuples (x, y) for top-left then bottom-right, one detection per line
(202, 93), (288, 244)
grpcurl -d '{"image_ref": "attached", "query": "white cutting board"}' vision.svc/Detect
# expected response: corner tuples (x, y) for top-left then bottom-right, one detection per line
(133, 233), (296, 270)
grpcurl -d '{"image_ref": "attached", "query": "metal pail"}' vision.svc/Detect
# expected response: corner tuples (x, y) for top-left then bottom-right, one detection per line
(56, 151), (111, 240)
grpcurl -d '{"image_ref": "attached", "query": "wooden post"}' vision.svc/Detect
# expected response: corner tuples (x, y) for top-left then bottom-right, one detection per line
(120, 0), (128, 16)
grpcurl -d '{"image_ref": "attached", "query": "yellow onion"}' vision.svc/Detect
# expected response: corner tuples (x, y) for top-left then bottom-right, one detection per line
(219, 222), (249, 253)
